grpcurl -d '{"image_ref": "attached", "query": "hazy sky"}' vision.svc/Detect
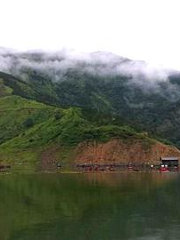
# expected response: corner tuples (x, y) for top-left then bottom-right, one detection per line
(0, 0), (180, 69)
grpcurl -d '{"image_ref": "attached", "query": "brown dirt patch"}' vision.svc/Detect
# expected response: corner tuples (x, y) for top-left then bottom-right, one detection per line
(39, 145), (60, 171)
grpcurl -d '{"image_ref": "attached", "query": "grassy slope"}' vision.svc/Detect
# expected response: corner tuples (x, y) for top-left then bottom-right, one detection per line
(0, 95), (156, 171)
(0, 95), (61, 170)
(2, 70), (179, 147)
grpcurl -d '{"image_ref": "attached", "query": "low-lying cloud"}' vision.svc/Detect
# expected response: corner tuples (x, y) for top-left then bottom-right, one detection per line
(0, 47), (179, 101)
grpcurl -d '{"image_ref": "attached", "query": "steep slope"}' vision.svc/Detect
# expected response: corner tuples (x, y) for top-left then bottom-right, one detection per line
(0, 78), (12, 97)
(0, 71), (59, 105)
(1, 51), (180, 147)
(0, 95), (59, 145)
(76, 139), (180, 165)
(0, 95), (179, 171)
(0, 95), (137, 169)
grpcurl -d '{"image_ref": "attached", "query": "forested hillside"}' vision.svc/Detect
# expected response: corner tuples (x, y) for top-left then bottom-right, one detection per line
(1, 51), (180, 170)
(1, 58), (180, 147)
(0, 94), (154, 170)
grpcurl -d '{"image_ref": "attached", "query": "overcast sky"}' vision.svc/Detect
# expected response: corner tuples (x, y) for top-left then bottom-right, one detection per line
(0, 0), (180, 69)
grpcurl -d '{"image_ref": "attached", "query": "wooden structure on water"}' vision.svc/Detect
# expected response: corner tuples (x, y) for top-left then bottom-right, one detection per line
(160, 157), (179, 167)
(76, 163), (159, 172)
(159, 157), (179, 172)
(76, 157), (179, 172)
(58, 157), (179, 172)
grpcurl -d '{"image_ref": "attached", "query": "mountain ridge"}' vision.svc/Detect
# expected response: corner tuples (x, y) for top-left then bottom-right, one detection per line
(0, 94), (178, 171)
(1, 51), (180, 170)
(1, 63), (180, 147)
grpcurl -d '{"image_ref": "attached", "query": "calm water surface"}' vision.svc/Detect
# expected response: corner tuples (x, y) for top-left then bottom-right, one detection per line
(0, 172), (180, 240)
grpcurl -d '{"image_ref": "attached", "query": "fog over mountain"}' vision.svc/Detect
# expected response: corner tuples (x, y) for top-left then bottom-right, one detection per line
(0, 48), (180, 101)
(1, 48), (180, 147)
(0, 48), (176, 79)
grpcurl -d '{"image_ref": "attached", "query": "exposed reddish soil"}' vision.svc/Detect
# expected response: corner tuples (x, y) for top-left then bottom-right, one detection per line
(75, 139), (180, 165)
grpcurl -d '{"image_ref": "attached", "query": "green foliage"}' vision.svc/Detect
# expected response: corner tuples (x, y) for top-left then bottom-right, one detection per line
(0, 94), (158, 168)
(82, 125), (137, 142)
(1, 69), (178, 147)
(23, 118), (34, 128)
(0, 79), (13, 97)
(0, 69), (178, 169)
(54, 110), (61, 120)
(0, 95), (58, 145)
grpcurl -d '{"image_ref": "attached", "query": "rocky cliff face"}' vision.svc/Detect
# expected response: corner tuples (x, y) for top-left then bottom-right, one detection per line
(75, 139), (180, 164)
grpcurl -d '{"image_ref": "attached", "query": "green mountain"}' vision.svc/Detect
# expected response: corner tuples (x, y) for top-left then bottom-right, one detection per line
(0, 93), (152, 171)
(1, 51), (180, 170)
(1, 65), (180, 147)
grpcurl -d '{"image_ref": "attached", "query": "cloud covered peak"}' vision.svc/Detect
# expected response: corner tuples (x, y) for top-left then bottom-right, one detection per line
(0, 48), (179, 102)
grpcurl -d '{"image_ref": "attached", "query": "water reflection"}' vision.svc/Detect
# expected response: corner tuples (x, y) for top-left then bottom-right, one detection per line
(0, 173), (178, 240)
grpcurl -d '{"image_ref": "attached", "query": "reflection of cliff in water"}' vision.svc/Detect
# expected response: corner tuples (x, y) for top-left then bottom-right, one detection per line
(0, 173), (179, 240)
(84, 172), (179, 188)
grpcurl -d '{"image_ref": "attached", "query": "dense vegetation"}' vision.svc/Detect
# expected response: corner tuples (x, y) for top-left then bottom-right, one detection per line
(1, 57), (180, 169)
(1, 68), (180, 147)
(0, 93), (153, 169)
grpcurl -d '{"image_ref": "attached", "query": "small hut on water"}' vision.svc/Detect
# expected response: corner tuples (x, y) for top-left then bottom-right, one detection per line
(160, 157), (179, 167)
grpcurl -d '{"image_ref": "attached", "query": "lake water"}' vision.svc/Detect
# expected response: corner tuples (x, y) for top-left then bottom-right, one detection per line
(0, 172), (180, 240)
